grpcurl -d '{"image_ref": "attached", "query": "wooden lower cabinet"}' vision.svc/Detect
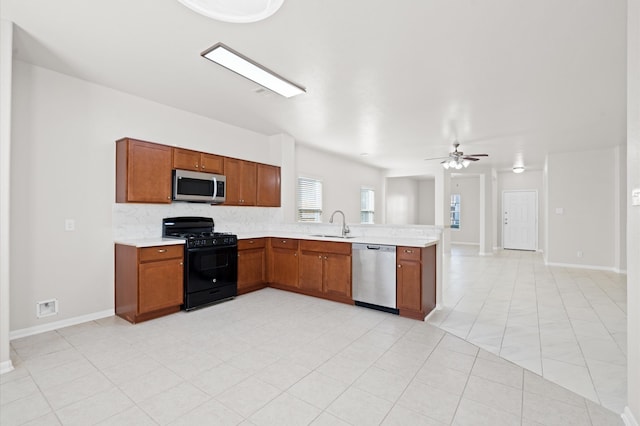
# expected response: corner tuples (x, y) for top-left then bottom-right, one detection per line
(237, 238), (267, 294)
(115, 243), (184, 324)
(396, 245), (436, 320)
(268, 238), (299, 290)
(299, 240), (352, 303)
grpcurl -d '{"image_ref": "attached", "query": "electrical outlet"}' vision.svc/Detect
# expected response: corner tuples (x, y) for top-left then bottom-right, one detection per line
(577, 251), (583, 258)
(64, 219), (75, 231)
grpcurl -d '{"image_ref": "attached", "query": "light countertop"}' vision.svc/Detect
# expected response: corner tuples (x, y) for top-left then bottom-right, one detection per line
(114, 238), (186, 248)
(236, 232), (438, 248)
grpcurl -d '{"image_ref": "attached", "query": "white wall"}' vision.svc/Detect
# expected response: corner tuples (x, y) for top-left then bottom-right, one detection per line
(449, 176), (480, 244)
(418, 178), (435, 225)
(9, 61), (284, 331)
(546, 147), (621, 269)
(385, 177), (418, 225)
(497, 169), (545, 251)
(295, 144), (385, 225)
(626, 0), (639, 422)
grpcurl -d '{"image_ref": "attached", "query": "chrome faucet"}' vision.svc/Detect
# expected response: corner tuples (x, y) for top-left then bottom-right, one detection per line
(329, 210), (350, 237)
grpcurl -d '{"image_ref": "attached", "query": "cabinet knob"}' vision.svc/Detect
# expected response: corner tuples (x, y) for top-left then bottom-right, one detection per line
(195, 164), (199, 168)
(179, 262), (183, 266)
(324, 256), (328, 260)
(167, 196), (171, 200)
(282, 240), (287, 243)
(405, 249), (413, 254)
(398, 264), (402, 268)
(157, 249), (167, 253)
(249, 240), (254, 244)
(294, 253), (297, 256)
(318, 255), (322, 259)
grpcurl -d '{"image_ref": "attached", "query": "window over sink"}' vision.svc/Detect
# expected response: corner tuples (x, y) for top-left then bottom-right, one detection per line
(360, 187), (375, 224)
(297, 177), (323, 222)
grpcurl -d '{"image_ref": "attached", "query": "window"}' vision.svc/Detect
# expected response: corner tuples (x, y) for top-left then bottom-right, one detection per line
(450, 194), (460, 229)
(297, 177), (323, 222)
(361, 188), (375, 224)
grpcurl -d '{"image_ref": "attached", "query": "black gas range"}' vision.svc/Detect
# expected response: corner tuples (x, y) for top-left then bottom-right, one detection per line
(163, 217), (237, 310)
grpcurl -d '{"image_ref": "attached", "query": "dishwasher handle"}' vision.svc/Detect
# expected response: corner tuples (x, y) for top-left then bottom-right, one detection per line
(366, 245), (381, 250)
(352, 243), (395, 253)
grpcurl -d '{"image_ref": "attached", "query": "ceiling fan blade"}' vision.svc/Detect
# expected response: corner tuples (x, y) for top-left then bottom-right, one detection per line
(462, 156), (480, 161)
(466, 154), (489, 157)
(424, 156), (451, 161)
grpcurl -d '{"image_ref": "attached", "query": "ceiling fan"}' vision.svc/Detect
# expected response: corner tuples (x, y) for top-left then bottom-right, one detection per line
(424, 141), (489, 169)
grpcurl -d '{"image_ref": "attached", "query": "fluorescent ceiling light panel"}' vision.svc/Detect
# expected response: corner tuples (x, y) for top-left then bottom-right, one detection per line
(201, 43), (305, 98)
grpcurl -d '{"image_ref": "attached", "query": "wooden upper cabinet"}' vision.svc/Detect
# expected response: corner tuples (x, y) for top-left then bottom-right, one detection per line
(200, 153), (224, 174)
(224, 157), (257, 206)
(173, 148), (224, 174)
(116, 138), (172, 203)
(257, 163), (281, 207)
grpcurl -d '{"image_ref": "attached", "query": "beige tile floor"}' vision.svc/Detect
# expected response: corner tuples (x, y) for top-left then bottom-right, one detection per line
(1, 286), (623, 425)
(427, 245), (627, 414)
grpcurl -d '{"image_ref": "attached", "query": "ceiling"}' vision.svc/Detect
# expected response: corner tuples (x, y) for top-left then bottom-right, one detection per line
(1, 0), (627, 173)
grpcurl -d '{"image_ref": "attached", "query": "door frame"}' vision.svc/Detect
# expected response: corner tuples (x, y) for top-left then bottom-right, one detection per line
(502, 190), (538, 251)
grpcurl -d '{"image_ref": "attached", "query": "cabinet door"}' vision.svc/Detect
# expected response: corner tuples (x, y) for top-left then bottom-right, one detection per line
(138, 259), (184, 314)
(397, 260), (421, 312)
(299, 251), (323, 293)
(172, 148), (201, 171)
(122, 140), (172, 203)
(200, 153), (224, 174)
(240, 161), (257, 205)
(238, 248), (266, 290)
(271, 248), (298, 288)
(223, 158), (242, 205)
(257, 164), (281, 207)
(323, 254), (351, 298)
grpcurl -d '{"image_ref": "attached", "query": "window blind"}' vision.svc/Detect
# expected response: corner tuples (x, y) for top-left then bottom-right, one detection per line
(297, 177), (322, 222)
(360, 188), (375, 224)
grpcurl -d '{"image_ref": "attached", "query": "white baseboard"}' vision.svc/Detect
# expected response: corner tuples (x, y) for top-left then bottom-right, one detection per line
(544, 261), (621, 273)
(9, 309), (114, 340)
(622, 407), (639, 426)
(614, 268), (628, 274)
(479, 251), (494, 256)
(451, 242), (480, 246)
(0, 360), (14, 375)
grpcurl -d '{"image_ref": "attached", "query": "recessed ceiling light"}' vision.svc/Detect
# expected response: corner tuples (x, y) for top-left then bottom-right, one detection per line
(513, 166), (525, 173)
(360, 153), (370, 157)
(201, 43), (305, 98)
(178, 0), (284, 23)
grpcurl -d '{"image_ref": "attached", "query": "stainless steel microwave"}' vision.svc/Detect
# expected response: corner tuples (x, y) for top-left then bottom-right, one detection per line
(172, 169), (226, 204)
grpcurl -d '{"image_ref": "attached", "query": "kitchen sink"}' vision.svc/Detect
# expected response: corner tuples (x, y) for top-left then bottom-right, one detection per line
(309, 234), (356, 239)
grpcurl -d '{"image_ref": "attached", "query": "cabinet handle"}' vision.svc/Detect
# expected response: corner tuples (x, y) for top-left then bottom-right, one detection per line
(157, 249), (167, 253)
(404, 249), (414, 254)
(249, 240), (254, 244)
(281, 240), (287, 243)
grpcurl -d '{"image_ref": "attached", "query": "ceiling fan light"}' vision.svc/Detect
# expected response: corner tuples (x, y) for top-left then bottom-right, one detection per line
(455, 162), (463, 170)
(462, 159), (471, 168)
(449, 159), (457, 168)
(441, 161), (450, 170)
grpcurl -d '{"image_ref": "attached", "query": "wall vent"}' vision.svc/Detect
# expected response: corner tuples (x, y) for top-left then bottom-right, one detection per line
(36, 299), (58, 318)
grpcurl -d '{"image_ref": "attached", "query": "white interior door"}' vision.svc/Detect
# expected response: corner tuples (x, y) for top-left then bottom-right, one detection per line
(503, 191), (537, 251)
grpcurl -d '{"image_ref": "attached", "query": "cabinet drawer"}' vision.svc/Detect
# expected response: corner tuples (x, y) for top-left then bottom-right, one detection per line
(397, 246), (421, 261)
(238, 238), (266, 250)
(139, 245), (184, 262)
(300, 240), (351, 255)
(270, 238), (299, 250)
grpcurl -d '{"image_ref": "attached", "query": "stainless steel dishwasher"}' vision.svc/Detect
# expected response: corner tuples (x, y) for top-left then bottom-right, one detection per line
(352, 243), (398, 314)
